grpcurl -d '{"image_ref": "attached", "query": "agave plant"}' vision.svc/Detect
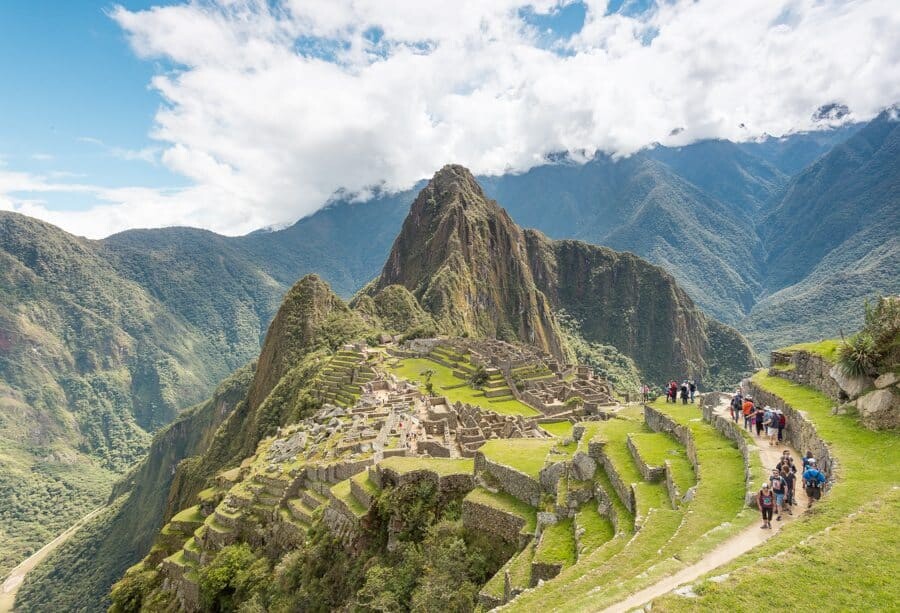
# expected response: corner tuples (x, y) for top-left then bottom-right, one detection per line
(837, 333), (880, 378)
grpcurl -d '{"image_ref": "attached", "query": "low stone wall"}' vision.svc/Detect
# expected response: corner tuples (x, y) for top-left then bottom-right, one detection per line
(770, 350), (844, 402)
(748, 381), (837, 485)
(462, 498), (531, 546)
(626, 434), (666, 482)
(530, 560), (563, 585)
(642, 405), (698, 467)
(475, 453), (542, 506)
(596, 451), (636, 516)
(699, 397), (759, 506)
(378, 465), (475, 496)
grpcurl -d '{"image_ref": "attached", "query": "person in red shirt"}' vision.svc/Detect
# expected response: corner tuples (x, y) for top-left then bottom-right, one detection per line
(758, 482), (775, 529)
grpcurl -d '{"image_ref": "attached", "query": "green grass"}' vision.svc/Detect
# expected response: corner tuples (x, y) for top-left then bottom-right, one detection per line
(594, 469), (634, 533)
(574, 502), (615, 556)
(465, 488), (537, 533)
(540, 421), (574, 438)
(781, 339), (841, 363)
(377, 456), (474, 477)
(628, 431), (696, 496)
(170, 505), (204, 524)
(478, 439), (556, 479)
(651, 371), (900, 611)
(534, 518), (576, 566)
(771, 362), (796, 372)
(506, 543), (536, 591)
(330, 479), (368, 517)
(385, 358), (539, 416)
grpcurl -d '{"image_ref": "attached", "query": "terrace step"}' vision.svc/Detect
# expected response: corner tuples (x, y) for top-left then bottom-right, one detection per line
(286, 498), (317, 524)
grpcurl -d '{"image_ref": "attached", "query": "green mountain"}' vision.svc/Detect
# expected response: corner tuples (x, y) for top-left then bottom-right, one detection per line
(0, 213), (284, 578)
(742, 112), (900, 349)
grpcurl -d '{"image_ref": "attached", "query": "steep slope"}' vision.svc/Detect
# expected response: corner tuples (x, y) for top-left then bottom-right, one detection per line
(744, 112), (900, 348)
(737, 122), (862, 176)
(525, 232), (756, 387)
(13, 366), (252, 613)
(481, 154), (764, 323)
(366, 164), (569, 361)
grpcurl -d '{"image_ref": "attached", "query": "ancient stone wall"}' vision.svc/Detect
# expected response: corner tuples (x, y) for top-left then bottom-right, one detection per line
(461, 498), (532, 546)
(770, 350), (844, 401)
(475, 453), (542, 506)
(626, 434), (666, 482)
(699, 396), (759, 506)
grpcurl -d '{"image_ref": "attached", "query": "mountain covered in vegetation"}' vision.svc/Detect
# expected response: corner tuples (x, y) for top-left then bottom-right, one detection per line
(14, 166), (756, 611)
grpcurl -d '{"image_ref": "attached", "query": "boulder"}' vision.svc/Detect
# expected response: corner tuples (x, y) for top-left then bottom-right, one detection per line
(874, 372), (899, 389)
(856, 389), (900, 430)
(829, 365), (873, 400)
(571, 452), (597, 481)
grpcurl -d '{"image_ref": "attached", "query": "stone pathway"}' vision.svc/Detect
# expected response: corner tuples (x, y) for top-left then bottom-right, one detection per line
(0, 507), (103, 613)
(601, 398), (810, 613)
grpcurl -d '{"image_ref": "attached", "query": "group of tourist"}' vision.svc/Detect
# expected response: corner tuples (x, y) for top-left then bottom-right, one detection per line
(757, 449), (827, 528)
(730, 390), (787, 446)
(663, 379), (697, 404)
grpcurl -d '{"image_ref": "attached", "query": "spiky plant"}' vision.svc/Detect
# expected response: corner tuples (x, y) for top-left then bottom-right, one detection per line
(838, 333), (880, 377)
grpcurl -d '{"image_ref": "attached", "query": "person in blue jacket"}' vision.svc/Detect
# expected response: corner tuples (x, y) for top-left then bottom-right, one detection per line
(802, 458), (827, 509)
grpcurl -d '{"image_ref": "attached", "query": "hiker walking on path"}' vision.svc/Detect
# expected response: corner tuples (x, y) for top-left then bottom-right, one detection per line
(769, 468), (787, 521)
(689, 379), (697, 403)
(641, 384), (650, 403)
(667, 380), (678, 403)
(742, 396), (754, 431)
(754, 405), (765, 437)
(803, 458), (827, 509)
(764, 406), (778, 446)
(758, 483), (775, 529)
(780, 464), (795, 514)
(680, 381), (689, 404)
(777, 410), (786, 442)
(730, 390), (742, 423)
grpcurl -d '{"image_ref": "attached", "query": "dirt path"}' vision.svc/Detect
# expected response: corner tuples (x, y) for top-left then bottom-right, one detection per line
(0, 507), (103, 613)
(603, 399), (810, 613)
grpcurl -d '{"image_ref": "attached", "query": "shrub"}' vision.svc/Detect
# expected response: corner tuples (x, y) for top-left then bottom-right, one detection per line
(468, 366), (489, 389)
(838, 333), (880, 377)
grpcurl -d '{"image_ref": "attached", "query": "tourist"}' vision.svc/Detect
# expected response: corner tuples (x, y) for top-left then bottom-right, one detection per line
(641, 383), (650, 403)
(680, 380), (689, 404)
(668, 380), (678, 403)
(770, 468), (787, 521)
(689, 379), (697, 403)
(780, 465), (795, 514)
(754, 405), (765, 437)
(730, 390), (742, 423)
(758, 482), (775, 529)
(802, 450), (815, 470)
(777, 410), (786, 442)
(742, 396), (754, 430)
(803, 458), (826, 508)
(764, 406), (778, 446)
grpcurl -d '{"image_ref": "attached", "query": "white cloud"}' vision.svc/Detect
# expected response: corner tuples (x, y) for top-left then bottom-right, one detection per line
(4, 0), (900, 238)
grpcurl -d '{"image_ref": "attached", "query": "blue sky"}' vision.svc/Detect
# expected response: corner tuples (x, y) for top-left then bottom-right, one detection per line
(0, 1), (185, 210)
(0, 1), (895, 238)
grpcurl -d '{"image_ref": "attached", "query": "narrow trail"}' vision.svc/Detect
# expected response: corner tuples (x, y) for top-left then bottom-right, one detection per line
(602, 398), (810, 613)
(0, 507), (103, 613)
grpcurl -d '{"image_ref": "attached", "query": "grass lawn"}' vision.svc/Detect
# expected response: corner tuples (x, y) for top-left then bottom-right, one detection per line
(781, 339), (841, 363)
(330, 479), (367, 517)
(628, 431), (696, 496)
(386, 357), (539, 416)
(478, 439), (556, 479)
(377, 456), (474, 477)
(651, 371), (900, 611)
(535, 518), (576, 566)
(540, 421), (574, 438)
(575, 502), (615, 556)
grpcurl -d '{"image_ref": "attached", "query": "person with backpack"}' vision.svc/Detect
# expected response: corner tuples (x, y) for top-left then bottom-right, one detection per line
(689, 379), (697, 403)
(730, 391), (741, 422)
(742, 396), (754, 431)
(755, 405), (765, 437)
(758, 482), (775, 529)
(668, 380), (678, 403)
(764, 406), (778, 446)
(777, 410), (786, 442)
(680, 380), (689, 404)
(802, 451), (815, 470)
(769, 468), (787, 520)
(780, 465), (795, 515)
(803, 458), (827, 509)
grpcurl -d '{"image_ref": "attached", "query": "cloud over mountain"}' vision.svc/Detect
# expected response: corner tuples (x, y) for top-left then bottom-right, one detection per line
(3, 0), (899, 237)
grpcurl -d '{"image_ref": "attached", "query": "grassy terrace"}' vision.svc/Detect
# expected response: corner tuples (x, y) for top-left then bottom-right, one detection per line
(478, 439), (556, 479)
(534, 518), (576, 567)
(652, 372), (900, 610)
(378, 456), (474, 477)
(574, 502), (615, 556)
(171, 505), (204, 524)
(465, 487), (537, 534)
(330, 479), (368, 517)
(540, 420), (574, 438)
(386, 357), (539, 416)
(507, 397), (756, 611)
(781, 339), (840, 363)
(628, 431), (696, 497)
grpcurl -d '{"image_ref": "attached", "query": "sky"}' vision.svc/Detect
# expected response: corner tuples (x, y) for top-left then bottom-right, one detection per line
(0, 0), (898, 239)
